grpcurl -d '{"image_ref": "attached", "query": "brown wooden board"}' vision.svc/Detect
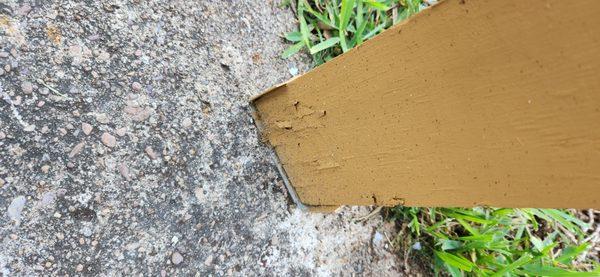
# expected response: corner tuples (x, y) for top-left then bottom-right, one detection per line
(251, 0), (600, 209)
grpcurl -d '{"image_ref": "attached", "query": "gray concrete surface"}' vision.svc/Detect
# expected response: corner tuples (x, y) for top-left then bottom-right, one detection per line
(0, 1), (403, 275)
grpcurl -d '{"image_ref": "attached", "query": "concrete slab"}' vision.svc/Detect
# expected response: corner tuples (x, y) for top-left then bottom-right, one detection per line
(0, 0), (403, 275)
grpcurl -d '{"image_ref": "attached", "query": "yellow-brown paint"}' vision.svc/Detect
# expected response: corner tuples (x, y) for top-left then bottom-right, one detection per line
(0, 15), (10, 28)
(252, 0), (600, 209)
(46, 24), (62, 44)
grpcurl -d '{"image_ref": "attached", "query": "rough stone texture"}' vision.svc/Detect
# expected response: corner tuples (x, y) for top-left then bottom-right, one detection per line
(0, 0), (404, 276)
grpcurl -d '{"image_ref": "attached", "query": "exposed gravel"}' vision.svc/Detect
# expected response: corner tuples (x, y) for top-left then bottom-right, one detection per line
(0, 0), (405, 275)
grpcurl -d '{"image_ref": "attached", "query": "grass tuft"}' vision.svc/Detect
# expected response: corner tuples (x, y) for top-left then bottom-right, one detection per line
(389, 207), (599, 275)
(282, 0), (424, 65)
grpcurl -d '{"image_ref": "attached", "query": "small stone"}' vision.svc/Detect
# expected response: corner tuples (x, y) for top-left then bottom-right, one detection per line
(24, 124), (35, 132)
(21, 81), (33, 94)
(123, 106), (152, 122)
(45, 262), (52, 268)
(8, 196), (26, 222)
(181, 118), (193, 128)
(16, 4), (31, 16)
(82, 226), (93, 237)
(131, 82), (142, 91)
(97, 51), (110, 62)
(145, 146), (157, 160)
(0, 131), (5, 139)
(95, 113), (110, 124)
(101, 132), (117, 148)
(53, 212), (61, 218)
(115, 127), (127, 137)
(204, 255), (213, 266)
(118, 163), (131, 181)
(76, 264), (84, 272)
(134, 49), (142, 57)
(68, 142), (86, 158)
(82, 123), (93, 135)
(0, 52), (9, 58)
(68, 45), (81, 56)
(41, 165), (51, 173)
(171, 252), (183, 265)
(40, 191), (57, 207)
(56, 233), (64, 240)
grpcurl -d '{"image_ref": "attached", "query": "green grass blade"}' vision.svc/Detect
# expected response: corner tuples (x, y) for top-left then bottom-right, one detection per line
(425, 218), (450, 233)
(458, 234), (495, 241)
(356, 0), (363, 28)
(339, 32), (349, 52)
(491, 208), (514, 217)
(445, 263), (464, 277)
(521, 263), (598, 276)
(309, 37), (340, 54)
(514, 223), (526, 241)
(530, 235), (545, 252)
(281, 42), (305, 59)
(298, 5), (312, 48)
(490, 253), (533, 277)
(363, 0), (390, 10)
(397, 7), (410, 22)
(545, 209), (590, 232)
(363, 23), (386, 40)
(326, 1), (340, 27)
(352, 16), (368, 46)
(444, 211), (494, 225)
(434, 251), (475, 272)
(405, 0), (421, 15)
(285, 31), (302, 42)
(441, 239), (462, 251)
(303, 1), (337, 30)
(557, 243), (589, 264)
(339, 0), (355, 32)
(456, 218), (480, 235)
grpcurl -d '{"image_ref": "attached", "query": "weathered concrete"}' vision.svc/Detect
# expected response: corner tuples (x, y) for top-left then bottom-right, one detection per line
(0, 0), (403, 275)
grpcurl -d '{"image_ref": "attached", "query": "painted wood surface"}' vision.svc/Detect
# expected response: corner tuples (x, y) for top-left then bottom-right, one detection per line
(252, 0), (600, 209)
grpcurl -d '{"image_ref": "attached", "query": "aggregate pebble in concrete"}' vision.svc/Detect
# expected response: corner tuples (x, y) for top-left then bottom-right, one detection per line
(0, 0), (404, 275)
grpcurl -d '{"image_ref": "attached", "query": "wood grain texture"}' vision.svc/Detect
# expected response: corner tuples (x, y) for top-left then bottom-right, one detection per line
(253, 0), (600, 208)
